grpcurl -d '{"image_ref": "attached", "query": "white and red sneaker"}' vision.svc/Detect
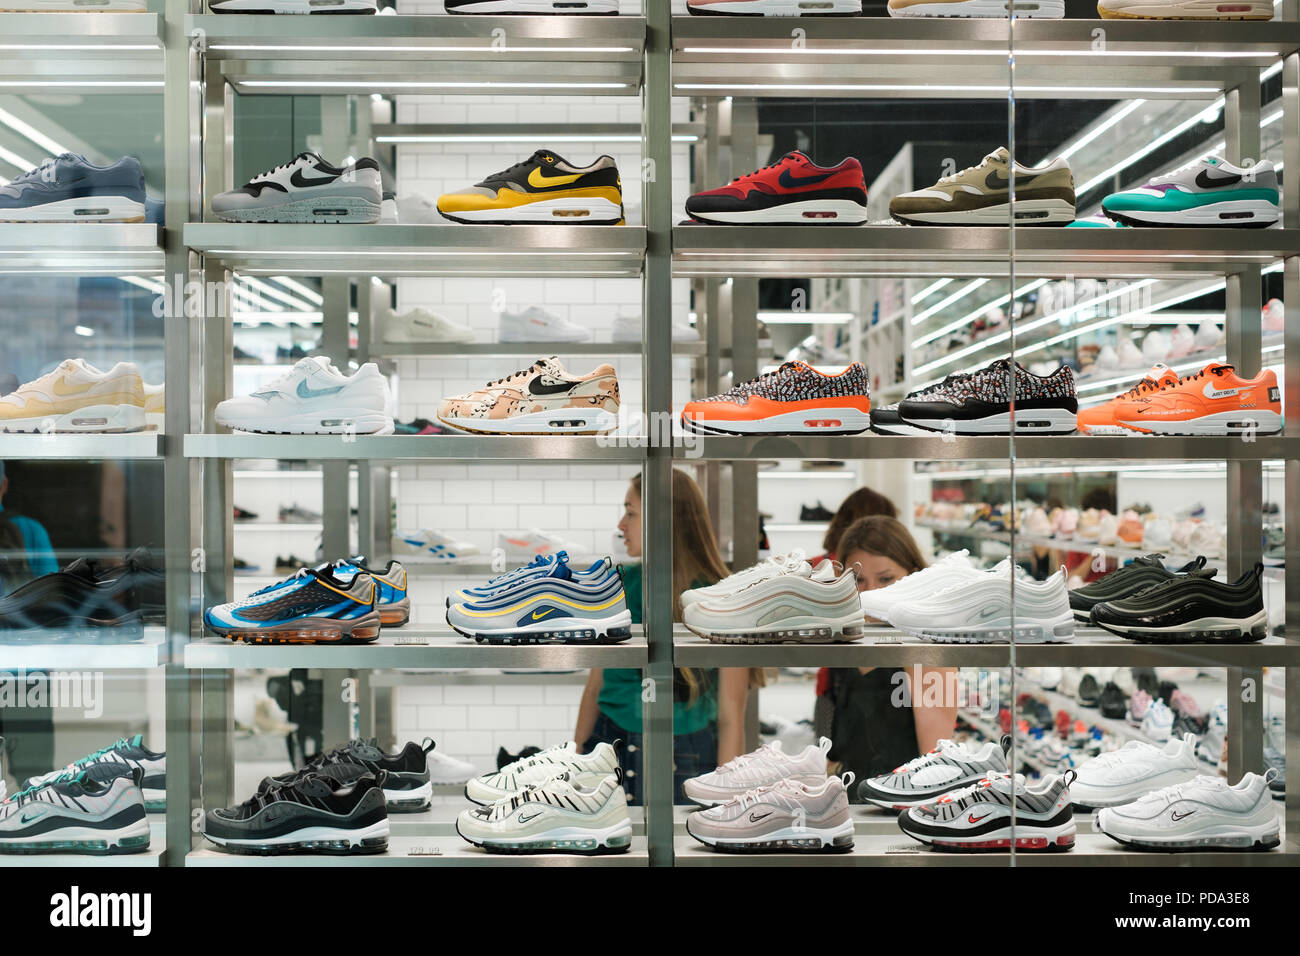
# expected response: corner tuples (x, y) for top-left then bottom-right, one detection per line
(897, 772), (1077, 852)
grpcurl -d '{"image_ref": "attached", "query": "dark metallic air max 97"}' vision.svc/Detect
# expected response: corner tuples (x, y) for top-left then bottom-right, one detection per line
(1069, 554), (1209, 623)
(203, 772), (389, 855)
(1090, 564), (1267, 643)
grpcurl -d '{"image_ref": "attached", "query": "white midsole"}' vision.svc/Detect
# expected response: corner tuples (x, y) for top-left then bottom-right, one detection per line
(1100, 0), (1273, 17)
(889, 0), (1064, 16)
(896, 612), (1076, 643)
(0, 404), (147, 434)
(442, 197), (623, 223)
(1106, 610), (1268, 634)
(1107, 199), (1279, 225)
(453, 610), (632, 637)
(692, 0), (862, 13)
(465, 820), (632, 846)
(686, 609), (864, 638)
(691, 199), (867, 224)
(1099, 817), (1278, 845)
(205, 819), (389, 847)
(690, 819), (855, 845)
(1117, 409), (1282, 435)
(216, 408), (393, 435)
(900, 406), (1077, 434)
(450, 0), (619, 11)
(0, 196), (145, 223)
(439, 406), (617, 434)
(0, 0), (145, 7)
(1072, 769), (1201, 807)
(387, 780), (432, 806)
(895, 198), (1075, 223)
(684, 406), (870, 435)
(210, 0), (376, 9)
(905, 818), (1077, 844)
(871, 420), (938, 436)
(0, 820), (149, 845)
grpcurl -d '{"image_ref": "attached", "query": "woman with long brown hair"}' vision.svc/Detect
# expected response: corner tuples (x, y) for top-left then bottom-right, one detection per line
(575, 469), (754, 805)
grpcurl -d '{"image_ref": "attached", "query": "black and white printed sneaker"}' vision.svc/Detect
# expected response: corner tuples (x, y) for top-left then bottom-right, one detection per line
(212, 152), (382, 223)
(257, 738), (436, 812)
(208, 0), (377, 12)
(897, 771), (1077, 852)
(203, 772), (390, 855)
(1090, 564), (1268, 643)
(898, 359), (1077, 435)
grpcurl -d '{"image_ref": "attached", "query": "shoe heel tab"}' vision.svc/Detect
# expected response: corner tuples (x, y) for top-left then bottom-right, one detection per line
(421, 737), (436, 756)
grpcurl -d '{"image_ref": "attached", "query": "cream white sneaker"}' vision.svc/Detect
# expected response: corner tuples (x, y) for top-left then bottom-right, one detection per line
(683, 561), (864, 644)
(683, 737), (832, 806)
(1098, 772), (1281, 851)
(0, 359), (146, 434)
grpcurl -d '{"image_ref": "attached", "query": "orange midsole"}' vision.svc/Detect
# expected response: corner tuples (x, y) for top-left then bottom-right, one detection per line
(682, 395), (870, 421)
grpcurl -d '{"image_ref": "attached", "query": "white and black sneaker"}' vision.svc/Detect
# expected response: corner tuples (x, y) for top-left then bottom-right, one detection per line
(0, 768), (150, 855)
(208, 0), (377, 11)
(257, 738), (437, 813)
(899, 359), (1077, 434)
(858, 736), (1010, 810)
(22, 735), (165, 813)
(212, 152), (382, 223)
(203, 772), (390, 855)
(897, 771), (1077, 852)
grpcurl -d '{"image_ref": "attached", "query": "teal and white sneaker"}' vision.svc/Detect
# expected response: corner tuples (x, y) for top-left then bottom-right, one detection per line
(1101, 157), (1279, 228)
(1067, 212), (1126, 228)
(0, 769), (150, 855)
(457, 769), (632, 856)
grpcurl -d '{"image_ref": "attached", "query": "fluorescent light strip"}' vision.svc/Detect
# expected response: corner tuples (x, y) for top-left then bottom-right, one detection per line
(119, 275), (166, 294)
(1046, 100), (1146, 165)
(911, 278), (989, 326)
(0, 44), (156, 51)
(681, 46), (1275, 60)
(677, 83), (1221, 95)
(212, 44), (634, 53)
(0, 81), (162, 88)
(913, 279), (1048, 348)
(241, 81), (629, 90)
(268, 276), (324, 306)
(910, 278), (952, 304)
(230, 284), (284, 313)
(756, 310), (854, 325)
(239, 275), (315, 311)
(0, 107), (69, 156)
(1077, 97), (1226, 196)
(0, 144), (37, 173)
(377, 134), (697, 143)
(213, 250), (637, 257)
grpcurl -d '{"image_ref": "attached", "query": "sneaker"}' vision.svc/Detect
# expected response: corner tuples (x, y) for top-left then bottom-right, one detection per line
(328, 557), (409, 627)
(394, 192), (439, 223)
(682, 561), (864, 644)
(214, 357), (394, 435)
(1170, 689), (1201, 719)
(446, 561), (631, 645)
(1127, 689), (1153, 727)
(1099, 681), (1127, 718)
(1098, 773), (1279, 851)
(612, 313), (699, 343)
(1144, 518), (1173, 551)
(1102, 157), (1279, 227)
(438, 150), (622, 225)
(143, 380), (165, 432)
(897, 772), (1077, 852)
(1262, 298), (1284, 332)
(0, 154), (146, 223)
(0, 552), (162, 635)
(446, 0), (620, 11)
(897, 359), (1077, 434)
(685, 150), (867, 225)
(1069, 554), (1208, 622)
(887, 565), (1074, 644)
(680, 551), (811, 608)
(394, 529), (481, 563)
(437, 357), (619, 435)
(686, 774), (855, 853)
(213, 153), (382, 224)
(429, 749), (478, 786)
(687, 0), (862, 13)
(203, 565), (382, 644)
(859, 737), (1009, 810)
(1077, 674), (1100, 707)
(259, 738), (436, 813)
(204, 772), (389, 855)
(278, 503), (321, 523)
(380, 307), (474, 345)
(680, 361), (871, 436)
(1169, 323), (1196, 359)
(0, 359), (146, 434)
(495, 529), (581, 562)
(210, 0), (376, 10)
(21, 735), (165, 813)
(1199, 702), (1228, 765)
(1142, 329), (1171, 365)
(456, 552), (607, 602)
(683, 738), (831, 806)
(1091, 564), (1267, 643)
(1069, 212), (1125, 228)
(867, 402), (939, 436)
(465, 741), (621, 805)
(0, 770), (150, 855)
(1142, 700), (1175, 742)
(1262, 749), (1285, 799)
(1189, 522), (1225, 557)
(1194, 318), (1222, 349)
(1071, 733), (1201, 809)
(890, 148), (1075, 226)
(1106, 362), (1281, 436)
(800, 502), (835, 522)
(890, 0), (1063, 13)
(457, 770), (631, 855)
(1098, 0), (1272, 20)
(858, 550), (977, 622)
(1077, 364), (1180, 436)
(498, 307), (592, 344)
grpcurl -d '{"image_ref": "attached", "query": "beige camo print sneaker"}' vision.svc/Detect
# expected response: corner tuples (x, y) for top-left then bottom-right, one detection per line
(890, 148), (1076, 226)
(437, 356), (620, 435)
(0, 359), (146, 433)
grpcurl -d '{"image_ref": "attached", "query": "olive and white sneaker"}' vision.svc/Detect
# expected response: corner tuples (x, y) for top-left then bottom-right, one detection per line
(212, 152), (382, 223)
(890, 148), (1075, 226)
(465, 741), (621, 805)
(0, 769), (150, 855)
(683, 737), (831, 806)
(858, 736), (1010, 810)
(457, 770), (632, 856)
(682, 561), (864, 644)
(898, 772), (1077, 852)
(1071, 733), (1201, 809)
(1097, 772), (1281, 851)
(686, 774), (856, 854)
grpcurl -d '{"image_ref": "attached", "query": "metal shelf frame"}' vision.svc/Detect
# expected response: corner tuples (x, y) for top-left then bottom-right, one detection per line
(183, 434), (648, 461)
(0, 12), (163, 92)
(0, 224), (163, 276)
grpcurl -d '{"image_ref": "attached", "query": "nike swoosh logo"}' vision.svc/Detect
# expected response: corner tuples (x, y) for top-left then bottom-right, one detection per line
(290, 168), (341, 189)
(528, 379), (577, 397)
(749, 811), (773, 822)
(20, 810), (42, 824)
(1170, 809), (1195, 821)
(531, 608), (557, 621)
(1203, 382), (1245, 400)
(984, 170), (1041, 191)
(528, 167), (584, 189)
(518, 810), (543, 823)
(296, 379), (345, 400)
(976, 606), (1003, 621)
(968, 812), (991, 823)
(1194, 169), (1243, 189)
(51, 378), (96, 399)
(778, 168), (837, 189)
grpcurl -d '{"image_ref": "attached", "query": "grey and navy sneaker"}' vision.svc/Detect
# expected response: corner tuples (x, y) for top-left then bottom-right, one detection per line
(22, 735), (165, 812)
(0, 154), (146, 223)
(897, 771), (1077, 852)
(686, 774), (855, 854)
(0, 769), (150, 855)
(1069, 554), (1209, 623)
(204, 772), (389, 855)
(212, 152), (382, 224)
(456, 770), (632, 856)
(258, 738), (435, 812)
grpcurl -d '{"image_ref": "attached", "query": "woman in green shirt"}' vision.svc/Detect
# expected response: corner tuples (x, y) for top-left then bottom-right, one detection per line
(575, 470), (753, 805)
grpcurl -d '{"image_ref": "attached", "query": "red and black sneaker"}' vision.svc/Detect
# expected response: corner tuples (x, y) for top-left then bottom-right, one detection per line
(685, 150), (867, 225)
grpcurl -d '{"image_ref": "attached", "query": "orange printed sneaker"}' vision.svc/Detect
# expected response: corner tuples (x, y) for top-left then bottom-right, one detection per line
(1108, 362), (1281, 436)
(681, 361), (870, 435)
(1077, 363), (1179, 436)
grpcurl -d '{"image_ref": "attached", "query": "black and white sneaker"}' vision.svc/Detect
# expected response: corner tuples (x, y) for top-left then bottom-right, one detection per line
(208, 0), (377, 11)
(212, 152), (382, 223)
(204, 772), (389, 855)
(898, 359), (1077, 435)
(1069, 554), (1209, 623)
(445, 0), (620, 12)
(1090, 564), (1268, 643)
(257, 738), (435, 812)
(897, 772), (1076, 852)
(867, 403), (937, 436)
(22, 735), (165, 813)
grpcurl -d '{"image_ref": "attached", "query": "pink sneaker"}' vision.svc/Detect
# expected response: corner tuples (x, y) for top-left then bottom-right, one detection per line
(1170, 689), (1201, 719)
(1126, 689), (1152, 727)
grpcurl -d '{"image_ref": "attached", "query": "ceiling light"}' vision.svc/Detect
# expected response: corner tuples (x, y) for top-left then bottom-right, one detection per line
(911, 278), (988, 325)
(913, 279), (1047, 348)
(910, 278), (952, 304)
(756, 311), (854, 325)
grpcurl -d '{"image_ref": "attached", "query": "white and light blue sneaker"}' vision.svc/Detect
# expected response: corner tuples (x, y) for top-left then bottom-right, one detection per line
(394, 529), (481, 564)
(0, 154), (146, 223)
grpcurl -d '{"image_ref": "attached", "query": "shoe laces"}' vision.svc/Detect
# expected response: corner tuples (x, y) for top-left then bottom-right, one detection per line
(1118, 373), (1169, 400)
(729, 152), (799, 184)
(714, 743), (780, 776)
(11, 154), (79, 185)
(1174, 364), (1233, 388)
(486, 360), (554, 388)
(250, 152), (316, 183)
(896, 740), (955, 772)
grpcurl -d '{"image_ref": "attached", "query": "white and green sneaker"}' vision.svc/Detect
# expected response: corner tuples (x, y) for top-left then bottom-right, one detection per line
(1101, 157), (1279, 228)
(456, 770), (632, 855)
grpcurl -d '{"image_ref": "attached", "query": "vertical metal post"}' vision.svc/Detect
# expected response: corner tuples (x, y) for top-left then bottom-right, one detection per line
(728, 99), (760, 574)
(1285, 54), (1300, 231)
(1284, 258), (1300, 851)
(642, 0), (675, 867)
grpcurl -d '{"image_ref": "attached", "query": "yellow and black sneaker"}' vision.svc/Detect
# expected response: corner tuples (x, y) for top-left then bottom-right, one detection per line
(437, 149), (624, 225)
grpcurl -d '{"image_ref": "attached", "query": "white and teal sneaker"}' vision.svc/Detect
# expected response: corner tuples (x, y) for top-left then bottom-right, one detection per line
(457, 770), (632, 856)
(1101, 157), (1279, 228)
(1067, 212), (1126, 228)
(0, 769), (150, 855)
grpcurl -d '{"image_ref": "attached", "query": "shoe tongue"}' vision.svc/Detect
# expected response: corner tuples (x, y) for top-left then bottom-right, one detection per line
(1133, 553), (1166, 567)
(986, 146), (1010, 165)
(1143, 363), (1177, 386)
(62, 558), (98, 580)
(298, 151), (324, 165)
(129, 734), (143, 748)
(535, 355), (565, 374)
(781, 150), (810, 165)
(534, 148), (570, 169)
(546, 560), (574, 583)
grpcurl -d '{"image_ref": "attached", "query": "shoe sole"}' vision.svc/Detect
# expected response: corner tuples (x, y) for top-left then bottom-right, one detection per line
(892, 197), (1074, 225)
(684, 619), (865, 644)
(439, 197), (624, 225)
(688, 0), (861, 13)
(204, 821), (389, 855)
(448, 0), (618, 12)
(0, 404), (148, 434)
(0, 195), (146, 222)
(456, 819), (632, 855)
(686, 820), (855, 852)
(682, 406), (870, 436)
(901, 819), (1076, 851)
(889, 0), (1062, 15)
(208, 612), (382, 645)
(900, 406), (1077, 435)
(1115, 409), (1282, 436)
(215, 410), (394, 435)
(1094, 610), (1268, 643)
(1104, 200), (1279, 228)
(687, 198), (867, 225)
(901, 617), (1075, 643)
(215, 196), (380, 224)
(1099, 826), (1280, 851)
(438, 407), (617, 436)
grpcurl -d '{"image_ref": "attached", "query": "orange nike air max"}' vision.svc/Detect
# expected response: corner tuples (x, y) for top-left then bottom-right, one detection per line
(681, 361), (870, 435)
(1108, 362), (1281, 436)
(1077, 363), (1179, 436)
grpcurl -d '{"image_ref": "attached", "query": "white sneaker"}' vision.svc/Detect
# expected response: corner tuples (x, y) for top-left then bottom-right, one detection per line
(1168, 323), (1195, 359)
(380, 195), (398, 224)
(381, 307), (474, 344)
(397, 192), (441, 224)
(682, 561), (865, 644)
(495, 528), (581, 561)
(1097, 772), (1280, 851)
(887, 565), (1074, 643)
(1143, 517), (1173, 551)
(465, 741), (620, 805)
(0, 359), (146, 434)
(611, 313), (700, 343)
(1194, 318), (1222, 350)
(1057, 667), (1083, 699)
(1262, 298), (1284, 332)
(681, 551), (811, 608)
(1072, 733), (1200, 808)
(1142, 329), (1171, 364)
(1189, 522), (1224, 558)
(498, 306), (591, 344)
(1118, 340), (1144, 368)
(214, 357), (394, 435)
(1199, 702), (1228, 765)
(394, 529), (481, 563)
(1142, 699), (1174, 742)
(683, 737), (831, 807)
(1094, 345), (1120, 372)
(428, 749), (478, 785)
(858, 550), (976, 622)
(457, 770), (631, 856)
(1097, 513), (1121, 546)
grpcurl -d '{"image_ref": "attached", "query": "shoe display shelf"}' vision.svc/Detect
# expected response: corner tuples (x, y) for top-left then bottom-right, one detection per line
(0, 627), (167, 671)
(370, 341), (707, 357)
(0, 12), (162, 92)
(185, 434), (648, 461)
(0, 434), (162, 459)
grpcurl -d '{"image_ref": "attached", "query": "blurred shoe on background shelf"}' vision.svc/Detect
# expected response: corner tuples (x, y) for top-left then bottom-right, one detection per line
(0, 359), (146, 434)
(381, 307), (474, 344)
(498, 306), (592, 343)
(394, 529), (481, 563)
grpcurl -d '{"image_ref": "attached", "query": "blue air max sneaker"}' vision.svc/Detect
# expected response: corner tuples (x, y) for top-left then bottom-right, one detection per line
(447, 560), (631, 645)
(331, 557), (409, 627)
(453, 551), (613, 603)
(0, 154), (147, 223)
(205, 565), (381, 644)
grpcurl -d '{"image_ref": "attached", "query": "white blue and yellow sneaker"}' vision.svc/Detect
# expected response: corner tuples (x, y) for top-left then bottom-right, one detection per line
(453, 551), (614, 603)
(205, 565), (381, 644)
